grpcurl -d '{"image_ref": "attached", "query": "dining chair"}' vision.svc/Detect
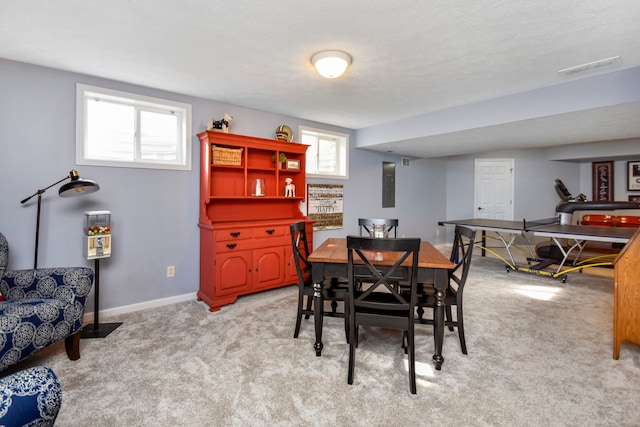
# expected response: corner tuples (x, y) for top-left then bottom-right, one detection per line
(290, 221), (349, 340)
(358, 218), (398, 238)
(346, 235), (421, 394)
(414, 225), (476, 354)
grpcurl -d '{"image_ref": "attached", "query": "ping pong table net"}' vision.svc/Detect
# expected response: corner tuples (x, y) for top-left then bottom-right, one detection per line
(523, 217), (560, 231)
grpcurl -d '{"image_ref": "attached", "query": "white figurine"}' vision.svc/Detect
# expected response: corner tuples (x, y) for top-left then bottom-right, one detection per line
(285, 178), (295, 197)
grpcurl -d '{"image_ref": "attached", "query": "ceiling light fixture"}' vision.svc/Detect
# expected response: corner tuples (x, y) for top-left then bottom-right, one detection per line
(558, 56), (621, 76)
(311, 50), (352, 79)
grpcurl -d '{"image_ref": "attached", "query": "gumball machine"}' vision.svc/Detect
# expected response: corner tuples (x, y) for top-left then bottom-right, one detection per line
(83, 210), (111, 259)
(81, 210), (121, 338)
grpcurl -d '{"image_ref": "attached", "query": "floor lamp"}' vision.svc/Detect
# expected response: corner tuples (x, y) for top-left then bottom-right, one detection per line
(20, 169), (100, 268)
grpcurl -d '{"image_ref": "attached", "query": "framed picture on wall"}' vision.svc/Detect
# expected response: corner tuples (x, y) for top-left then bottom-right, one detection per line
(627, 161), (640, 191)
(592, 161), (614, 201)
(629, 195), (640, 202)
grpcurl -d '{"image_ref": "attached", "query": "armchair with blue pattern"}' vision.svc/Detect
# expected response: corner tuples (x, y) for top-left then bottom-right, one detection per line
(0, 232), (94, 373)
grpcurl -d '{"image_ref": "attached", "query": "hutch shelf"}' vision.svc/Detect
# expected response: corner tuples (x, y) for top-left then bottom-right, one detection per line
(197, 130), (312, 311)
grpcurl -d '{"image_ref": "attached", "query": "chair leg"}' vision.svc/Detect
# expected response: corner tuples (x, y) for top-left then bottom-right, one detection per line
(65, 331), (81, 360)
(457, 304), (467, 355)
(343, 300), (350, 344)
(445, 305), (454, 331)
(355, 326), (359, 348)
(304, 293), (312, 319)
(348, 322), (356, 385)
(408, 327), (416, 394)
(294, 292), (306, 338)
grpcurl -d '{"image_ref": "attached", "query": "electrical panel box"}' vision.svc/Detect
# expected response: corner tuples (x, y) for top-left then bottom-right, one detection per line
(84, 210), (111, 259)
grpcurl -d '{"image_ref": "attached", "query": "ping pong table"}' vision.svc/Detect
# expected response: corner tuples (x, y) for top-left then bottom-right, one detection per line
(439, 217), (637, 281)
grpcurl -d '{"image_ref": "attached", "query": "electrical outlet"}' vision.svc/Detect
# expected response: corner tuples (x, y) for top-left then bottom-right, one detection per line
(167, 265), (175, 277)
(436, 229), (440, 237)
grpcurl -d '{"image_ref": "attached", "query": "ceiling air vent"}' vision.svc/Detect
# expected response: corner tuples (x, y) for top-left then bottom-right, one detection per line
(558, 56), (621, 76)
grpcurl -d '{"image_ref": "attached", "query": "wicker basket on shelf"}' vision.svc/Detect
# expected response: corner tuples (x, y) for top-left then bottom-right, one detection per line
(212, 145), (243, 166)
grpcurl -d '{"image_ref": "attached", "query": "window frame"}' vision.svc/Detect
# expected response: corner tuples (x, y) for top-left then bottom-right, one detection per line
(299, 125), (349, 179)
(76, 84), (192, 171)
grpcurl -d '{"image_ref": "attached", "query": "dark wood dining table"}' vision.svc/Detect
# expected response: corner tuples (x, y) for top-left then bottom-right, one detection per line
(308, 237), (454, 370)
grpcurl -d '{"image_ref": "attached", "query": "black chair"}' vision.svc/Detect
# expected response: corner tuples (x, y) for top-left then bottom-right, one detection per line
(346, 236), (421, 394)
(290, 221), (349, 340)
(358, 218), (398, 238)
(415, 225), (475, 354)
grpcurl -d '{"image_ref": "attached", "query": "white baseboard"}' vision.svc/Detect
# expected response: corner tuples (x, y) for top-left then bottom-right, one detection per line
(80, 243), (449, 324)
(83, 292), (197, 324)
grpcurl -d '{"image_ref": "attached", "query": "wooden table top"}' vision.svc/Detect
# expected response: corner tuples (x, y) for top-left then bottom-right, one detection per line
(308, 237), (453, 269)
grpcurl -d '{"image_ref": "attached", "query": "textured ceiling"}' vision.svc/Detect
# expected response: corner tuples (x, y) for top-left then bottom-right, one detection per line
(2, 0), (640, 158)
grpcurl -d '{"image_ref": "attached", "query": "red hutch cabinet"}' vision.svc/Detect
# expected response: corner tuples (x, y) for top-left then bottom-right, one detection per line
(197, 131), (312, 311)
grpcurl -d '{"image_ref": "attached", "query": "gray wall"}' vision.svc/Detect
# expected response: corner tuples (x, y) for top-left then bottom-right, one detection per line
(356, 66), (640, 151)
(0, 58), (443, 313)
(578, 158), (640, 201)
(549, 138), (640, 200)
(309, 151), (447, 246)
(444, 146), (640, 239)
(3, 58), (637, 314)
(445, 148), (581, 221)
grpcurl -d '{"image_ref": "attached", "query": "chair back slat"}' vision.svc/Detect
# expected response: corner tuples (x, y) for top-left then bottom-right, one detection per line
(290, 221), (311, 285)
(449, 225), (475, 292)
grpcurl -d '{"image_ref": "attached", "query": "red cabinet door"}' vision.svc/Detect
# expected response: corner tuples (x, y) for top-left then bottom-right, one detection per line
(216, 251), (252, 296)
(252, 247), (285, 291)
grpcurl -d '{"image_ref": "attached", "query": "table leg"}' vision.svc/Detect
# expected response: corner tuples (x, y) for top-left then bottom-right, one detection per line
(549, 236), (585, 274)
(432, 268), (447, 370)
(313, 281), (324, 356)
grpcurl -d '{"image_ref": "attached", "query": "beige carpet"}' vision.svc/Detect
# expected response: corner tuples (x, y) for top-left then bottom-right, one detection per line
(6, 256), (640, 426)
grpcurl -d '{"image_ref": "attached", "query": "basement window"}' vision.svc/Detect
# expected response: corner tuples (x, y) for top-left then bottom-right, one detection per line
(76, 84), (192, 170)
(300, 126), (349, 179)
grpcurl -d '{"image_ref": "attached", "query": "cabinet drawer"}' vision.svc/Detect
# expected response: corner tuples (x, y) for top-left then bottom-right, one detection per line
(252, 225), (287, 239)
(216, 240), (257, 253)
(216, 225), (287, 241)
(215, 235), (290, 253)
(216, 228), (252, 241)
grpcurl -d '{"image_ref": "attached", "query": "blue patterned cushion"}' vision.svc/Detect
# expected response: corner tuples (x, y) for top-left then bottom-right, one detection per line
(0, 299), (75, 371)
(0, 365), (61, 427)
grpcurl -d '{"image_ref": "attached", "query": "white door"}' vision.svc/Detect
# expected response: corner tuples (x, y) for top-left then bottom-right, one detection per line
(474, 159), (514, 220)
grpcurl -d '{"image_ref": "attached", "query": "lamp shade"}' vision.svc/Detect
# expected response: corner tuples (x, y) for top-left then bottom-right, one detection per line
(311, 50), (352, 78)
(59, 169), (100, 197)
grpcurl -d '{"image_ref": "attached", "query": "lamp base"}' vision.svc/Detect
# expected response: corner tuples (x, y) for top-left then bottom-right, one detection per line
(80, 322), (123, 339)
